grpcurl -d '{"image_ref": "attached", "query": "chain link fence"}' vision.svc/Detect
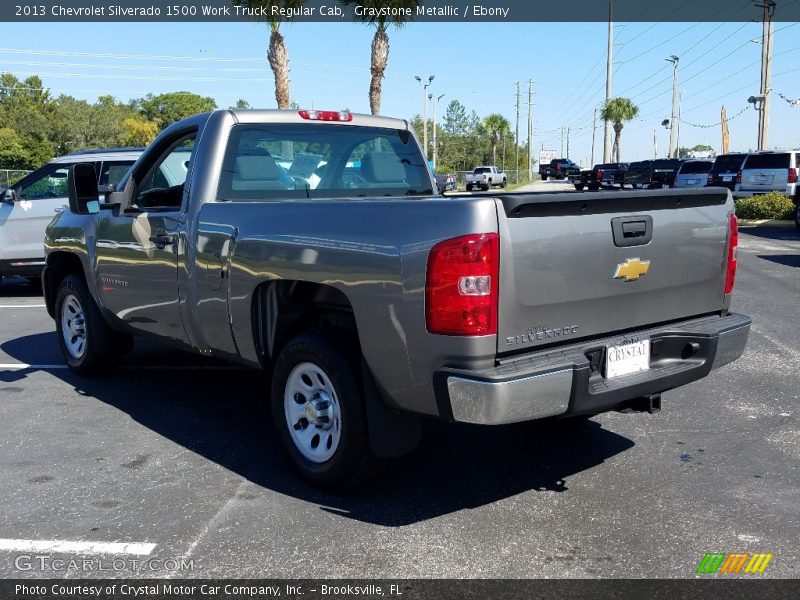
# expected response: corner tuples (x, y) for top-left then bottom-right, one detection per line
(0, 169), (31, 189)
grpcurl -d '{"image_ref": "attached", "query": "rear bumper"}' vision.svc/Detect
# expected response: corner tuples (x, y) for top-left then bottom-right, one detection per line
(734, 184), (796, 199)
(437, 313), (750, 425)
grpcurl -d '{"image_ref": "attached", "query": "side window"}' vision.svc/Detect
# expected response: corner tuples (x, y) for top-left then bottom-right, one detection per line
(135, 134), (196, 209)
(18, 165), (79, 200)
(99, 161), (135, 188)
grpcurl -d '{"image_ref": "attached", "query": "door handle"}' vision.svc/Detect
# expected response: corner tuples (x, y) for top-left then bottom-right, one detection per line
(148, 230), (175, 249)
(611, 216), (653, 247)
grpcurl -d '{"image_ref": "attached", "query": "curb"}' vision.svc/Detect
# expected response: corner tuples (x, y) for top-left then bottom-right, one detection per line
(737, 219), (796, 228)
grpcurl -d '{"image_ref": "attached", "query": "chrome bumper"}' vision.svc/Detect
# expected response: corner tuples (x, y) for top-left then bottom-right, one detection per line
(440, 313), (751, 425)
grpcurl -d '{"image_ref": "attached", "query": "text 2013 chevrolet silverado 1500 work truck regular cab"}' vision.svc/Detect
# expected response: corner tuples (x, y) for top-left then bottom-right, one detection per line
(44, 109), (750, 488)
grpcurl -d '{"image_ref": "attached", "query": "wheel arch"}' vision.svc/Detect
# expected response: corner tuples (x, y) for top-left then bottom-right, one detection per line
(43, 252), (87, 318)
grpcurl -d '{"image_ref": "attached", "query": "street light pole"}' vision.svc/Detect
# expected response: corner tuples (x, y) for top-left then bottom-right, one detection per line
(432, 93), (445, 170)
(666, 55), (679, 158)
(414, 75), (435, 162)
(755, 0), (775, 150)
(603, 0), (613, 162)
(591, 107), (597, 166)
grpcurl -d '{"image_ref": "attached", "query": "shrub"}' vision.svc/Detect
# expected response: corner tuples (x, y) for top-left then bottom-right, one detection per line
(735, 192), (795, 220)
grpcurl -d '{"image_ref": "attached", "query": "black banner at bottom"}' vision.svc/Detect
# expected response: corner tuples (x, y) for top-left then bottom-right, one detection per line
(2, 579), (799, 600)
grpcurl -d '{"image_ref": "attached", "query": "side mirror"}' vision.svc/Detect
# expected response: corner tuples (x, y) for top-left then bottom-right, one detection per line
(2, 188), (19, 204)
(67, 163), (100, 214)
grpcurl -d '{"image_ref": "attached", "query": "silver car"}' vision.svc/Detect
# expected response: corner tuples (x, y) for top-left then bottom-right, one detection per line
(736, 150), (799, 198)
(675, 159), (713, 188)
(0, 148), (142, 282)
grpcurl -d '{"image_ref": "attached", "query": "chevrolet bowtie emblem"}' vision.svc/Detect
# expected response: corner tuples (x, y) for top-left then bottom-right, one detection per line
(613, 258), (651, 281)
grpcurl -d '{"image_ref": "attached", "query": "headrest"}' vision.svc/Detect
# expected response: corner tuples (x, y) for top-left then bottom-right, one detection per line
(234, 155), (281, 181)
(361, 151), (406, 183)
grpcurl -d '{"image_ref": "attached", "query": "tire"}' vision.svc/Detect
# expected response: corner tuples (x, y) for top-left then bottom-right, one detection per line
(466, 184), (473, 192)
(501, 178), (507, 188)
(574, 184), (584, 191)
(542, 175), (548, 181)
(55, 275), (133, 374)
(794, 200), (800, 230)
(588, 184), (600, 191)
(482, 184), (490, 192)
(271, 331), (380, 489)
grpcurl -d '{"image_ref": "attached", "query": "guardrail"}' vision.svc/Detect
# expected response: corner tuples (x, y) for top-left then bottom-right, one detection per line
(0, 170), (31, 188)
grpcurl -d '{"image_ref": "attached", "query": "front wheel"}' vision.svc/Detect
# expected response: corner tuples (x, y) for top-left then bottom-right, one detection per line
(794, 201), (800, 230)
(55, 275), (132, 374)
(574, 184), (584, 191)
(271, 331), (380, 488)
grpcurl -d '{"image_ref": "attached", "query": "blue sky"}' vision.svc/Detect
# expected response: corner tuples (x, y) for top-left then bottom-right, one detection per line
(1, 12), (798, 165)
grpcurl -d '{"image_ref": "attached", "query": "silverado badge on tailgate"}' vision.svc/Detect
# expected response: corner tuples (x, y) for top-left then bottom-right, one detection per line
(613, 258), (651, 282)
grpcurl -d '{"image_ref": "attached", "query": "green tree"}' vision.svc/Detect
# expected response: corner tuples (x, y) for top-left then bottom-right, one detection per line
(443, 100), (468, 134)
(479, 114), (511, 165)
(120, 117), (159, 146)
(344, 0), (419, 115)
(0, 74), (54, 167)
(0, 128), (32, 169)
(139, 92), (217, 128)
(232, 1), (305, 109)
(230, 99), (252, 109)
(600, 97), (639, 162)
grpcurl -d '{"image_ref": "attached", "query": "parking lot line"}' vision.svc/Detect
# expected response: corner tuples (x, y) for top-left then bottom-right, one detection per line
(0, 363), (246, 371)
(0, 539), (155, 556)
(0, 304), (47, 308)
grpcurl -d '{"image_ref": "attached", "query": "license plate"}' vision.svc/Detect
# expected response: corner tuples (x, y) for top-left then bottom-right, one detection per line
(687, 178), (700, 185)
(605, 339), (650, 379)
(661, 184), (669, 189)
(722, 175), (732, 182)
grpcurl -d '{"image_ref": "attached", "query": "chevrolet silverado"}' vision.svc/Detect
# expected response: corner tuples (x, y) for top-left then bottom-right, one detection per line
(43, 109), (750, 488)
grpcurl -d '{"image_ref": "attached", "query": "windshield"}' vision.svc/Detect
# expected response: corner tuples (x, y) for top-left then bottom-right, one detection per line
(744, 153), (790, 170)
(679, 161), (713, 174)
(711, 154), (747, 173)
(218, 124), (432, 201)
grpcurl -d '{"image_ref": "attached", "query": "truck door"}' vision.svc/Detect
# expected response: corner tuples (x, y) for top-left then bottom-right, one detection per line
(94, 128), (196, 344)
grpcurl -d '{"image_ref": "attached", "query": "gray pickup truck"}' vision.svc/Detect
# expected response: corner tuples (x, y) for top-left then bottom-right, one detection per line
(44, 109), (750, 488)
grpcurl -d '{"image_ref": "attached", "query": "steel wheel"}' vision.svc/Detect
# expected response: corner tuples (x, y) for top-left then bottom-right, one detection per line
(60, 293), (87, 359)
(284, 362), (342, 463)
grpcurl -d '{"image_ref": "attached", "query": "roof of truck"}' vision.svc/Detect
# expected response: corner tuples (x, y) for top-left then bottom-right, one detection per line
(226, 109), (409, 130)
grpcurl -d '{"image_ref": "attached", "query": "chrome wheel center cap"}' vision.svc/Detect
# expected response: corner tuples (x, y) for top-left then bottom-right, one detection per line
(306, 390), (334, 430)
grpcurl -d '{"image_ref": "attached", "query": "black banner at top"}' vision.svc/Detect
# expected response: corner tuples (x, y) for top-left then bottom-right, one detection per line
(2, 0), (800, 22)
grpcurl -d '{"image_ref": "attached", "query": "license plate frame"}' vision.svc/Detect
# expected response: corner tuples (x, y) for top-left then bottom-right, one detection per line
(605, 339), (651, 379)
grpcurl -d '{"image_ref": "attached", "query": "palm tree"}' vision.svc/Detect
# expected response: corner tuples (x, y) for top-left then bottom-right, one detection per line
(481, 114), (511, 165)
(233, 1), (305, 109)
(601, 97), (639, 162)
(344, 0), (420, 115)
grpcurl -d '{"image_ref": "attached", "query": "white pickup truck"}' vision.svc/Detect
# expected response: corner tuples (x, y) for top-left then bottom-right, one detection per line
(465, 166), (507, 191)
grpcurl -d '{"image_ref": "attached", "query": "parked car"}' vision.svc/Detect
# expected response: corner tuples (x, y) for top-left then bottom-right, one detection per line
(570, 163), (628, 190)
(625, 160), (654, 188)
(735, 150), (799, 198)
(465, 166), (507, 191)
(706, 153), (748, 191)
(44, 109), (749, 488)
(0, 147), (141, 282)
(539, 158), (577, 181)
(675, 159), (714, 189)
(651, 158), (684, 188)
(433, 172), (456, 194)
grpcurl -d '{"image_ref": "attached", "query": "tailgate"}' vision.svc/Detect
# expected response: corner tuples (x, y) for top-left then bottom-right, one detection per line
(495, 189), (731, 354)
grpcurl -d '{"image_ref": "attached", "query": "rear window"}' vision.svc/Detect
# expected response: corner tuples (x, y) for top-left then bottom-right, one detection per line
(217, 124), (432, 200)
(474, 167), (491, 174)
(679, 161), (713, 174)
(743, 153), (790, 170)
(711, 154), (747, 173)
(653, 159), (681, 169)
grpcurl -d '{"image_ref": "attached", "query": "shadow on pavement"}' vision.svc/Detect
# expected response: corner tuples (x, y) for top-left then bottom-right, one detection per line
(0, 276), (43, 298)
(2, 332), (635, 527)
(739, 226), (800, 242)
(758, 254), (800, 268)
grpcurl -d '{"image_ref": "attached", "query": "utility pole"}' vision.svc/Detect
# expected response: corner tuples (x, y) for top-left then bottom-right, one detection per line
(603, 0), (613, 162)
(515, 82), (520, 184)
(756, 0), (775, 150)
(566, 127), (570, 159)
(431, 93), (444, 170)
(560, 127), (564, 157)
(414, 75), (434, 162)
(591, 108), (597, 166)
(653, 128), (658, 159)
(527, 79), (533, 180)
(666, 55), (679, 158)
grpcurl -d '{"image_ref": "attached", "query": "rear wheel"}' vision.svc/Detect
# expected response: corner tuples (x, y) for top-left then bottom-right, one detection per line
(794, 200), (800, 230)
(542, 175), (548, 181)
(574, 184), (584, 191)
(55, 275), (133, 374)
(271, 331), (380, 488)
(466, 184), (473, 192)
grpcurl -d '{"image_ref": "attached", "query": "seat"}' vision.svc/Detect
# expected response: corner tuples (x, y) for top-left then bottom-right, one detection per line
(231, 155), (295, 191)
(359, 151), (409, 190)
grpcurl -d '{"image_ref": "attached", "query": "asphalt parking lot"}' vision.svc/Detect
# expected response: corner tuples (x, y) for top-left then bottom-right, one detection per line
(0, 224), (798, 579)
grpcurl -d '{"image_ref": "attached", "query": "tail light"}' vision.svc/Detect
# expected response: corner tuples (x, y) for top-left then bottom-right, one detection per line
(707, 173), (713, 185)
(788, 168), (797, 184)
(596, 169), (604, 180)
(736, 170), (742, 185)
(555, 164), (561, 171)
(298, 109), (353, 122)
(426, 233), (499, 336)
(724, 214), (738, 295)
